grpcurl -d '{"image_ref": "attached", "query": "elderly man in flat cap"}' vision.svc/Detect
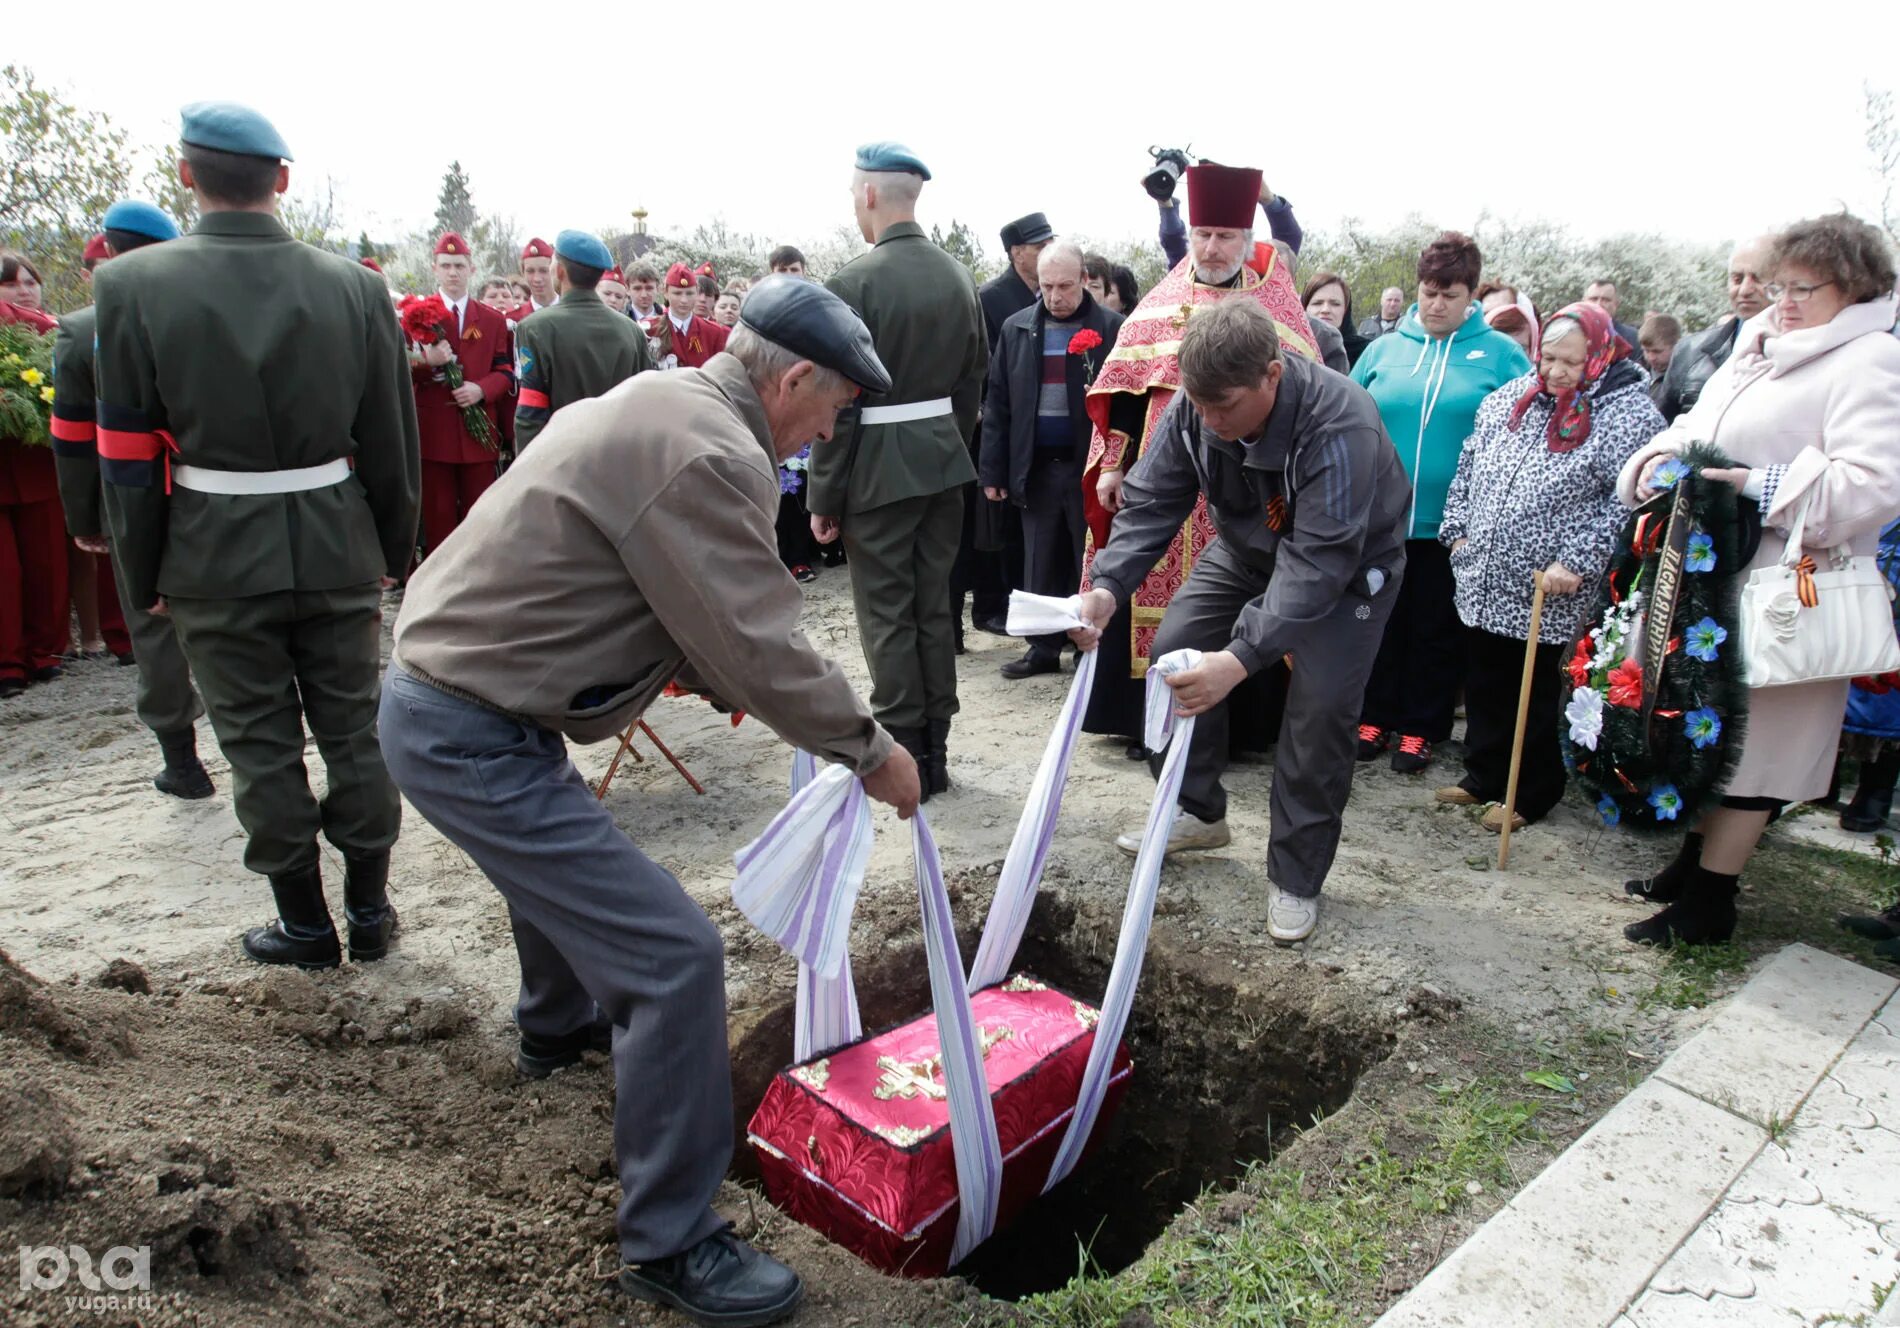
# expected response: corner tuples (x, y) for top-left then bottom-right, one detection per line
(807, 141), (988, 797)
(511, 229), (651, 451)
(383, 276), (918, 1327)
(94, 101), (420, 971)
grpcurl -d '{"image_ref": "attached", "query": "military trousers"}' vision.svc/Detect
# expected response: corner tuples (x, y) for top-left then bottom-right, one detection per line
(106, 540), (202, 737)
(378, 666), (731, 1263)
(1146, 537), (1398, 899)
(166, 583), (399, 876)
(842, 488), (963, 730)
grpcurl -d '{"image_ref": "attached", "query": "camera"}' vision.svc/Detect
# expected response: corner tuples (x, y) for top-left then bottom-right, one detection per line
(1142, 146), (1193, 202)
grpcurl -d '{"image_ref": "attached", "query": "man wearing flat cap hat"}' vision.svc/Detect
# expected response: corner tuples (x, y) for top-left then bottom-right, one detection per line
(807, 142), (988, 798)
(384, 274), (918, 1327)
(93, 101), (421, 970)
(53, 200), (215, 804)
(511, 230), (651, 451)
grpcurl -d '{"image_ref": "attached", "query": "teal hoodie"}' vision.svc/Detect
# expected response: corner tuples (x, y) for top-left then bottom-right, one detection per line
(1351, 302), (1532, 540)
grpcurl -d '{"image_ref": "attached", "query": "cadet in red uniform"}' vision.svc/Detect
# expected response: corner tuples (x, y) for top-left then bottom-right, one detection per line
(651, 262), (729, 369)
(517, 237), (558, 319)
(413, 232), (513, 553)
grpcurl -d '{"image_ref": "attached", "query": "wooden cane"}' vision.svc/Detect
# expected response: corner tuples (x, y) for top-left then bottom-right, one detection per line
(638, 720), (706, 796)
(1498, 572), (1549, 870)
(594, 723), (644, 801)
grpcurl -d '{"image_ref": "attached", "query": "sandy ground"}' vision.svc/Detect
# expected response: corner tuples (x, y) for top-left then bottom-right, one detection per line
(0, 568), (1850, 1326)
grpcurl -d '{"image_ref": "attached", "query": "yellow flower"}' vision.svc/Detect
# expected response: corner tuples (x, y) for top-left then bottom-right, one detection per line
(20, 367), (43, 386)
(40, 386), (56, 403)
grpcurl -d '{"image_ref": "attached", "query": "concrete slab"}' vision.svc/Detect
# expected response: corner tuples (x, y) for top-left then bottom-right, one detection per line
(1653, 943), (1895, 1129)
(1783, 1112), (1900, 1229)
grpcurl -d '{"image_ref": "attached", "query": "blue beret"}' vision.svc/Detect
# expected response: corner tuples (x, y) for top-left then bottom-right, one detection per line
(738, 276), (891, 395)
(101, 200), (180, 243)
(854, 141), (930, 180)
(179, 101), (293, 161)
(554, 229), (614, 272)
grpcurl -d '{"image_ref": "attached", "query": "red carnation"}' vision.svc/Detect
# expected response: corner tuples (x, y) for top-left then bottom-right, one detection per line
(1067, 329), (1103, 355)
(1606, 656), (1644, 709)
(400, 293), (452, 344)
(1566, 639), (1593, 688)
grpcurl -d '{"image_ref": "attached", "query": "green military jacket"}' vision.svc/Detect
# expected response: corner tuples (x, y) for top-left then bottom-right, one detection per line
(50, 304), (104, 538)
(93, 211), (421, 608)
(512, 287), (651, 450)
(807, 221), (986, 518)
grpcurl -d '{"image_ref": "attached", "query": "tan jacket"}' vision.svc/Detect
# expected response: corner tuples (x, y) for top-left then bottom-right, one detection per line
(394, 354), (892, 774)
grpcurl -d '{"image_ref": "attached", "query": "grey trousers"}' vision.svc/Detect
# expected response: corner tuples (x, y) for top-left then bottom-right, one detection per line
(107, 540), (202, 736)
(378, 667), (730, 1263)
(168, 584), (398, 876)
(1147, 538), (1398, 898)
(1021, 456), (1087, 659)
(842, 488), (964, 729)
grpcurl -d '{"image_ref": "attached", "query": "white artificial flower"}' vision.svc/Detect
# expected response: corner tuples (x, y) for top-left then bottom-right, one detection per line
(1566, 686), (1604, 750)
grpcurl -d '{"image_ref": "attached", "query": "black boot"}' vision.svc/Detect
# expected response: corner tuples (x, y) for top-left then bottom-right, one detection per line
(517, 1014), (614, 1078)
(1625, 866), (1739, 948)
(342, 851), (398, 962)
(1625, 831), (1703, 903)
(153, 727), (214, 800)
(619, 1225), (803, 1328)
(1841, 787), (1896, 833)
(1838, 899), (1900, 942)
(242, 862), (341, 969)
(894, 727), (931, 804)
(924, 718), (951, 797)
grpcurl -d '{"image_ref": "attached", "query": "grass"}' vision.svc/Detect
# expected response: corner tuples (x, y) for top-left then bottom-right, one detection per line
(1013, 1079), (1544, 1328)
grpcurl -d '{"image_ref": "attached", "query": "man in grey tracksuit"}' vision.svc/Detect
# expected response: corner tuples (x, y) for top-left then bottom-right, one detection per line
(1074, 300), (1411, 943)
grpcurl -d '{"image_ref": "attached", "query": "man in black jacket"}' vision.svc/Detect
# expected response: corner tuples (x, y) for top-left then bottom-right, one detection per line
(981, 241), (1124, 678)
(1655, 236), (1773, 423)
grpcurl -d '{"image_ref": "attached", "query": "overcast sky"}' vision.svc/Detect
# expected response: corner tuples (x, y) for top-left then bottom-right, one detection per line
(15, 0), (1897, 258)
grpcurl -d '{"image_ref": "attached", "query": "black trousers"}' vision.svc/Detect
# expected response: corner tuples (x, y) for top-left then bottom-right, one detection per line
(1020, 454), (1086, 658)
(950, 480), (1010, 624)
(1461, 627), (1567, 822)
(775, 489), (815, 570)
(1360, 539), (1463, 741)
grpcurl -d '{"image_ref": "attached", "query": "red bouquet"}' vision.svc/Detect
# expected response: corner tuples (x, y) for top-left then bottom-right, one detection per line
(1066, 329), (1103, 355)
(399, 294), (499, 452)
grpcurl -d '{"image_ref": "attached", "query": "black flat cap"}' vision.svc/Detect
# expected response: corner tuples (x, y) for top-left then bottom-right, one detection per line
(739, 276), (892, 394)
(998, 212), (1054, 249)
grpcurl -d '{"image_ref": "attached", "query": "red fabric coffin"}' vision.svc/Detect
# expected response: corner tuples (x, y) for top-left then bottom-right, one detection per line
(747, 974), (1133, 1278)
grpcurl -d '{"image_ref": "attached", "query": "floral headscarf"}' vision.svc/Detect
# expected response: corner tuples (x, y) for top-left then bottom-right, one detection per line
(1507, 300), (1635, 453)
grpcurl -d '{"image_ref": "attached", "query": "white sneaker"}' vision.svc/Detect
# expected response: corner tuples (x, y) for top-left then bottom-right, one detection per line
(1267, 886), (1319, 944)
(1114, 807), (1231, 858)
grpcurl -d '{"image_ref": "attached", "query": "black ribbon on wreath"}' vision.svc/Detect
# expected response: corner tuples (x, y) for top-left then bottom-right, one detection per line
(1561, 443), (1750, 831)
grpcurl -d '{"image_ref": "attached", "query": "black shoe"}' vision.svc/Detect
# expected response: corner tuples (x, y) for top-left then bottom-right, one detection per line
(1355, 724), (1388, 761)
(1839, 900), (1900, 942)
(1625, 831), (1704, 903)
(114, 651), (137, 666)
(1625, 867), (1738, 948)
(1000, 650), (1060, 681)
(1124, 740), (1149, 761)
(1840, 787), (1895, 833)
(153, 728), (215, 800)
(1390, 735), (1433, 774)
(790, 564), (817, 585)
(972, 614), (1011, 637)
(924, 718), (951, 796)
(893, 726), (931, 803)
(0, 677), (24, 699)
(342, 851), (398, 962)
(517, 1015), (613, 1078)
(29, 664), (61, 683)
(242, 863), (341, 969)
(619, 1226), (803, 1328)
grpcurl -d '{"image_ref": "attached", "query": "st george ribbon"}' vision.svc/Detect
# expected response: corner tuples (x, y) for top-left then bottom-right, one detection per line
(730, 587), (1201, 1263)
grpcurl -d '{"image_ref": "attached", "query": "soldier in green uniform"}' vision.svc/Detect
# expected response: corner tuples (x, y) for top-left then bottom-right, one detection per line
(807, 142), (987, 798)
(94, 102), (421, 969)
(512, 229), (651, 451)
(51, 200), (214, 801)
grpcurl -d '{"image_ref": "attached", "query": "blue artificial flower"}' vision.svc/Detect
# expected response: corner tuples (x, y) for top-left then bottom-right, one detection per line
(1685, 531), (1715, 573)
(1596, 794), (1621, 827)
(778, 466), (804, 495)
(1684, 617), (1728, 663)
(1684, 707), (1722, 749)
(1652, 457), (1691, 490)
(1647, 783), (1683, 821)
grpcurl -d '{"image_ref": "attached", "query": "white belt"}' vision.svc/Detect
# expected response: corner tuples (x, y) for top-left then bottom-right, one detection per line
(172, 458), (351, 495)
(858, 397), (953, 425)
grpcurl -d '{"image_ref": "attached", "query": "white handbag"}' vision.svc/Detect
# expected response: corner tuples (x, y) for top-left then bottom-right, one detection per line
(1739, 493), (1900, 688)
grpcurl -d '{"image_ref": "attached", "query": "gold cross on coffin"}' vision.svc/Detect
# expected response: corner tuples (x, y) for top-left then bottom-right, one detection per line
(872, 1025), (1014, 1101)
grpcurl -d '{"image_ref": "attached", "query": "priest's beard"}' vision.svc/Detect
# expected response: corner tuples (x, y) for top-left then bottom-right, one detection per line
(1193, 259), (1243, 285)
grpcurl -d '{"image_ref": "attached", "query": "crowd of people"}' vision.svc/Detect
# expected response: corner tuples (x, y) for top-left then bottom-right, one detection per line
(4, 95), (1900, 1326)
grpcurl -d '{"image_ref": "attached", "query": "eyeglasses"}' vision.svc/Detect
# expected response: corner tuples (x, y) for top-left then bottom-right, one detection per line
(1765, 280), (1835, 303)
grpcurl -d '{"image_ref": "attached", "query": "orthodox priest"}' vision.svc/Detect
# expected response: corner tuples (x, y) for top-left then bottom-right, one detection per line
(1081, 162), (1320, 754)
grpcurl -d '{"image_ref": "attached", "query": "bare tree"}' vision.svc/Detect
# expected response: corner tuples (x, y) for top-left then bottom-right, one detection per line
(1866, 82), (1898, 246)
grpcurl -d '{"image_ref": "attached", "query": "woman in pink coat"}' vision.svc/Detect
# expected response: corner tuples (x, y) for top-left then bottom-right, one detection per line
(1617, 213), (1900, 947)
